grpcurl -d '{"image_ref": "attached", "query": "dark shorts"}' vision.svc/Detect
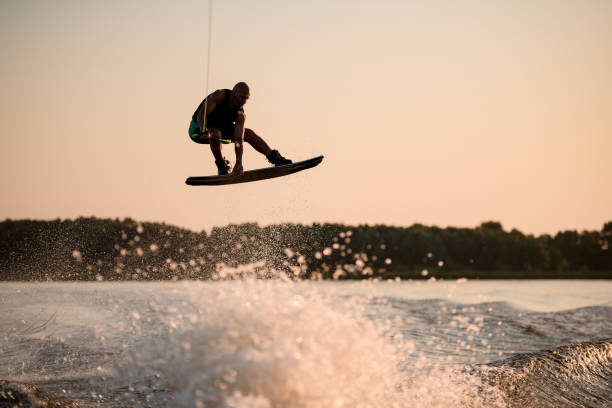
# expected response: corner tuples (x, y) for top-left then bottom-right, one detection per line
(188, 120), (234, 144)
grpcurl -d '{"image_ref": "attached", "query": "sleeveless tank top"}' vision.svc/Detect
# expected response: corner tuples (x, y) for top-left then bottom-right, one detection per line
(192, 89), (240, 130)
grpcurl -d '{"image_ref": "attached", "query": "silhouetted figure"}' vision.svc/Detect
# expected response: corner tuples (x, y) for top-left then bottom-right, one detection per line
(189, 82), (292, 175)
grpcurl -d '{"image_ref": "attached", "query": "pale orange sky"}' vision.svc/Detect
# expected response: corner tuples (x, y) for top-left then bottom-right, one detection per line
(1, 0), (611, 235)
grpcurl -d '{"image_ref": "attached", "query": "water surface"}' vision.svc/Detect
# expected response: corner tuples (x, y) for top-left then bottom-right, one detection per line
(1, 279), (610, 407)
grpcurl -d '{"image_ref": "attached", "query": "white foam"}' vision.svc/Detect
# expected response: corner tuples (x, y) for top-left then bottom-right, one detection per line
(116, 276), (505, 407)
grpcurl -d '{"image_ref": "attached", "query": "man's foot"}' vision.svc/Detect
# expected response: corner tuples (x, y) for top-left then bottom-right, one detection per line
(266, 150), (292, 167)
(215, 158), (231, 175)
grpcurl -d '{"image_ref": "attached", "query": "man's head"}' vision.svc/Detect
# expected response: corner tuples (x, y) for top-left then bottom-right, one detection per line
(231, 82), (250, 108)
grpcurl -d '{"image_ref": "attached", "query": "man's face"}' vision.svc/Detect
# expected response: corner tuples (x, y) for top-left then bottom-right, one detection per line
(232, 90), (250, 108)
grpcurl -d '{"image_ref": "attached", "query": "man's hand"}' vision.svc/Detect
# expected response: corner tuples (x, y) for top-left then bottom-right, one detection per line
(232, 162), (244, 176)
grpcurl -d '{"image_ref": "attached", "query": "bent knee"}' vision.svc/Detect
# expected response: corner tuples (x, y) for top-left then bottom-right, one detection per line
(244, 128), (256, 140)
(209, 128), (222, 138)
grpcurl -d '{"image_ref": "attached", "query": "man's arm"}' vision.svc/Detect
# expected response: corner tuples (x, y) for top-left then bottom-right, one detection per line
(196, 90), (224, 131)
(231, 109), (246, 175)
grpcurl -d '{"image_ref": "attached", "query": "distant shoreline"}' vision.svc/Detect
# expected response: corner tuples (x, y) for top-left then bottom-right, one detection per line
(376, 269), (612, 280)
(1, 217), (610, 281)
(1, 275), (611, 282)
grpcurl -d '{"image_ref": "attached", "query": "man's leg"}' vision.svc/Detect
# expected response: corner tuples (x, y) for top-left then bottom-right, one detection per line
(244, 128), (272, 156)
(244, 128), (292, 166)
(208, 128), (231, 175)
(209, 128), (224, 162)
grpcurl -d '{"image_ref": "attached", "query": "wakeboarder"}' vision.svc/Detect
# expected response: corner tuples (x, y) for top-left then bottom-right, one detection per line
(188, 82), (292, 175)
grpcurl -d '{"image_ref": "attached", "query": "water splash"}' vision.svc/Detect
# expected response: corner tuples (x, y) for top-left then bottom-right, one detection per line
(112, 276), (504, 407)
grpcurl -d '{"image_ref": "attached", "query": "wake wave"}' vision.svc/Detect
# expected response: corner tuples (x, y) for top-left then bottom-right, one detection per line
(1, 275), (610, 407)
(113, 279), (504, 408)
(481, 340), (612, 408)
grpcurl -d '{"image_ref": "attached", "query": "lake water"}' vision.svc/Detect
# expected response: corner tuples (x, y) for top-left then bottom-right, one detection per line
(1, 279), (611, 407)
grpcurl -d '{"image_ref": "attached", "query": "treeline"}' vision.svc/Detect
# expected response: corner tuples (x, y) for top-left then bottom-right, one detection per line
(0, 218), (610, 281)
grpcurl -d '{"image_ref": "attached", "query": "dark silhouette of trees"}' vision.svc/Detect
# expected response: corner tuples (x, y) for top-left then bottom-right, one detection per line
(0, 218), (610, 281)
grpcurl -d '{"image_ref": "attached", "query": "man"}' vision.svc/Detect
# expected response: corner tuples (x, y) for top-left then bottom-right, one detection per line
(188, 82), (292, 175)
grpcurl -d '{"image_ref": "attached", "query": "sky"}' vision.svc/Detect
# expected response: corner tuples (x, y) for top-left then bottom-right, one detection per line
(1, 0), (611, 235)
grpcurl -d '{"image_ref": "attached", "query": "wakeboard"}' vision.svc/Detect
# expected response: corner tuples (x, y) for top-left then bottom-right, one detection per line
(186, 155), (323, 186)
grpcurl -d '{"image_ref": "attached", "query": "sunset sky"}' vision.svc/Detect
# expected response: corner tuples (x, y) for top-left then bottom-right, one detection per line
(1, 0), (611, 235)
